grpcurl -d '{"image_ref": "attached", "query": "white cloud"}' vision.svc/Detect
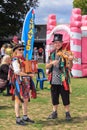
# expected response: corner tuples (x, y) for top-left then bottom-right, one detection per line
(35, 0), (74, 24)
(58, 18), (66, 23)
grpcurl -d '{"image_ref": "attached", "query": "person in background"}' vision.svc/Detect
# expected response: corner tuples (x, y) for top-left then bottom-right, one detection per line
(5, 44), (13, 57)
(11, 42), (35, 126)
(0, 55), (2, 64)
(0, 44), (6, 57)
(46, 33), (73, 121)
(33, 47), (38, 61)
(11, 35), (19, 47)
(38, 47), (43, 57)
(0, 55), (11, 94)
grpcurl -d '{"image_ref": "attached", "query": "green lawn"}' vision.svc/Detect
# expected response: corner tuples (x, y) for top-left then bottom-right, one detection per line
(0, 64), (87, 130)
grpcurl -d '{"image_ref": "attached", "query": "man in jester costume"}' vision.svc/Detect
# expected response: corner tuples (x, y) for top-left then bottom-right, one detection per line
(46, 33), (73, 120)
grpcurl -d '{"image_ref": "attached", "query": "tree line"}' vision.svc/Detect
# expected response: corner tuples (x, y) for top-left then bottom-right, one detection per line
(0, 0), (39, 39)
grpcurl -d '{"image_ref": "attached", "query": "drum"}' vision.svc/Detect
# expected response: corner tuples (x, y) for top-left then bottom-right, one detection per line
(24, 60), (38, 73)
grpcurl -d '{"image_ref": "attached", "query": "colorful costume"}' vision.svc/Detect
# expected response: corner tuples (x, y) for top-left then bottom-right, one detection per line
(48, 51), (70, 105)
(47, 33), (72, 120)
(10, 43), (36, 125)
(9, 56), (36, 102)
(48, 50), (72, 91)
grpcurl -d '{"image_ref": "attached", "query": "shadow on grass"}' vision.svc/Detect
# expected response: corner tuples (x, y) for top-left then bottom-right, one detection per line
(36, 87), (50, 91)
(36, 115), (87, 127)
(0, 105), (13, 110)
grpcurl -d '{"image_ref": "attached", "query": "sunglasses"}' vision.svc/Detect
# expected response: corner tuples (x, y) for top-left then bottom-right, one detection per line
(18, 49), (24, 51)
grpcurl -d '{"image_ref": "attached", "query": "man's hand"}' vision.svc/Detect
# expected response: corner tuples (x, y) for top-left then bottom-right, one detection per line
(52, 60), (59, 66)
(28, 73), (34, 77)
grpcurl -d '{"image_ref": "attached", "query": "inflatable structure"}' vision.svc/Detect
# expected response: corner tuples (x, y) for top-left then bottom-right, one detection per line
(46, 8), (87, 77)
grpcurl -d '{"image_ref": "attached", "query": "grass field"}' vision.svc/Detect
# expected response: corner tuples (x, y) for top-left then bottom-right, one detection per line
(0, 64), (87, 130)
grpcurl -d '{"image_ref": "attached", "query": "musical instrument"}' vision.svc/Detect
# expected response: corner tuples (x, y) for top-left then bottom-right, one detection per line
(57, 50), (78, 68)
(24, 60), (38, 73)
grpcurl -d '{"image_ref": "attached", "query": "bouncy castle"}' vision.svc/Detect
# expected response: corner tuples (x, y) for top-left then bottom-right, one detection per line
(46, 8), (87, 78)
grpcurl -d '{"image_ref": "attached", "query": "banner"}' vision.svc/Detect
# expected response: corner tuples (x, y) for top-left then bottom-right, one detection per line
(21, 8), (35, 60)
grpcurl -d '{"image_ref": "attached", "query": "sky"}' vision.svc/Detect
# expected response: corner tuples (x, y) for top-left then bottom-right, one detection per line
(35, 0), (74, 25)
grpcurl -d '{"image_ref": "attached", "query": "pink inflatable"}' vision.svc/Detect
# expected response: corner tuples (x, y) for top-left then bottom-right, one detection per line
(46, 14), (57, 63)
(48, 19), (56, 26)
(71, 14), (82, 21)
(46, 8), (87, 77)
(48, 14), (56, 19)
(82, 15), (87, 20)
(72, 8), (81, 14)
(70, 21), (82, 28)
(82, 15), (87, 26)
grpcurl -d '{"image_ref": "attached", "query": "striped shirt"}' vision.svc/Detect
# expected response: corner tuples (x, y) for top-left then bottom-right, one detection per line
(51, 54), (62, 85)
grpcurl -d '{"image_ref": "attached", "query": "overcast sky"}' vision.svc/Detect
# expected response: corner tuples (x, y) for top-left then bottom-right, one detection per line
(35, 0), (73, 24)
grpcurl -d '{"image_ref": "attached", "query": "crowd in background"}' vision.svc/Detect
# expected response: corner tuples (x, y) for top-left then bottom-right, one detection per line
(0, 43), (44, 64)
(0, 36), (18, 95)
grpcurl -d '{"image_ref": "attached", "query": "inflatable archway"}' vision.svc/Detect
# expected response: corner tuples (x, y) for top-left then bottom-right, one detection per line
(48, 24), (70, 37)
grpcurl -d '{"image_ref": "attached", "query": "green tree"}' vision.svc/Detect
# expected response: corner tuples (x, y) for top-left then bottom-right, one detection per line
(73, 0), (87, 15)
(0, 0), (39, 39)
